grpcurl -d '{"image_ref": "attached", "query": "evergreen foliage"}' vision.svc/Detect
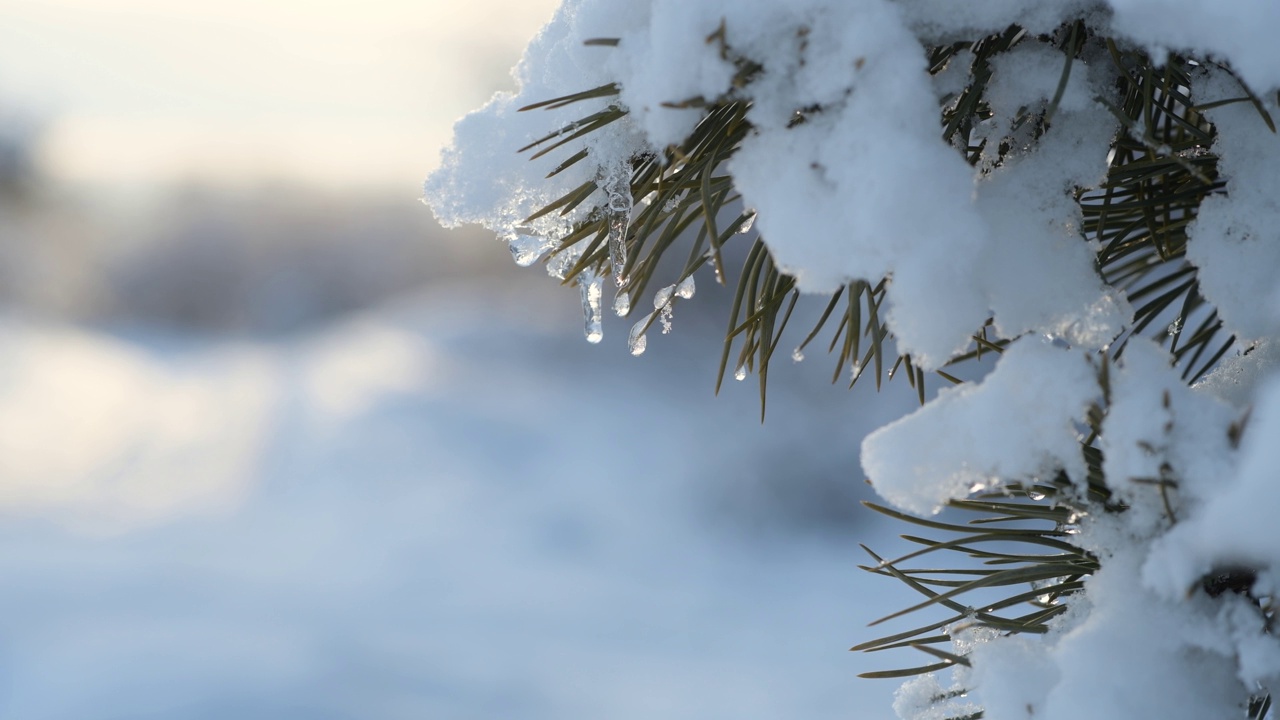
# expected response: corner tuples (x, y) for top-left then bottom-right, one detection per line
(432, 6), (1280, 719)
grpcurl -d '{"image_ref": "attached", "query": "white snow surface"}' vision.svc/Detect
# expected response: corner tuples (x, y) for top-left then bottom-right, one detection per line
(1186, 67), (1280, 342)
(1100, 339), (1241, 537)
(1107, 0), (1280, 94)
(861, 338), (1098, 515)
(1144, 373), (1280, 602)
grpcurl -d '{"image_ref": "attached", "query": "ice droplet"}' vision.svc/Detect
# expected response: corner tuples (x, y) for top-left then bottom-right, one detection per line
(791, 347), (805, 363)
(675, 276), (695, 300)
(613, 290), (631, 317)
(579, 270), (604, 344)
(737, 211), (756, 234)
(508, 234), (554, 267)
(734, 365), (747, 381)
(628, 316), (649, 356)
(1167, 317), (1183, 336)
(605, 174), (632, 287)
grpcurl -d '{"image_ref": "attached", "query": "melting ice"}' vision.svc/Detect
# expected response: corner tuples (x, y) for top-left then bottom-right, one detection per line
(605, 174), (632, 287)
(507, 234), (556, 267)
(628, 315), (649, 356)
(579, 270), (605, 344)
(614, 290), (631, 317)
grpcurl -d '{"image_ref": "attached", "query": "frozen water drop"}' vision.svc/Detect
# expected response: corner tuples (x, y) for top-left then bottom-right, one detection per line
(628, 316), (649, 356)
(675, 276), (695, 300)
(579, 270), (605, 344)
(508, 235), (554, 267)
(614, 291), (631, 317)
(791, 347), (805, 363)
(734, 365), (747, 382)
(653, 284), (675, 309)
(1167, 318), (1183, 336)
(737, 211), (756, 234)
(651, 284), (678, 333)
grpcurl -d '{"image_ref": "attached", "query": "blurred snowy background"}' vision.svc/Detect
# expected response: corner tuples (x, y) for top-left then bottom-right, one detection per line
(0, 1), (916, 717)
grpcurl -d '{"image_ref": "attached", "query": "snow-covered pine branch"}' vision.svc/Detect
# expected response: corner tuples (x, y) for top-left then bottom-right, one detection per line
(424, 2), (1280, 718)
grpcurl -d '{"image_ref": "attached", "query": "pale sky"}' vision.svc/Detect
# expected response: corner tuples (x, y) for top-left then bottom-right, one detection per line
(0, 0), (561, 193)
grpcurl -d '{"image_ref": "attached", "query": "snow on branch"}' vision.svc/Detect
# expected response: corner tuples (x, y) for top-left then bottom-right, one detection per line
(424, 1), (1280, 718)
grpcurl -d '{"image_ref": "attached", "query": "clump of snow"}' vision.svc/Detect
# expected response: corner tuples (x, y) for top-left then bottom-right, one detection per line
(892, 673), (980, 720)
(973, 44), (1130, 348)
(1194, 338), (1280, 408)
(1106, 0), (1280, 94)
(861, 338), (1098, 515)
(424, 0), (648, 253)
(725, 0), (990, 368)
(1100, 339), (1241, 536)
(610, 3), (736, 150)
(1019, 549), (1246, 720)
(1144, 373), (1280, 599)
(968, 635), (1059, 720)
(1185, 67), (1280, 342)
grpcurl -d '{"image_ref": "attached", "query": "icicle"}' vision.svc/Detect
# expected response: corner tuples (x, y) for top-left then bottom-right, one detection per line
(614, 290), (631, 317)
(675, 276), (695, 300)
(579, 269), (605, 344)
(628, 315), (649, 356)
(605, 174), (632, 287)
(508, 234), (555, 267)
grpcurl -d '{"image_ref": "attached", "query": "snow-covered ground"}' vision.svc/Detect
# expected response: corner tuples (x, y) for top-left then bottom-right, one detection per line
(0, 273), (915, 719)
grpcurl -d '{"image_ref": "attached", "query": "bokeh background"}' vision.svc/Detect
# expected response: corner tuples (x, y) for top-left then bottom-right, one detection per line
(0, 2), (918, 717)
